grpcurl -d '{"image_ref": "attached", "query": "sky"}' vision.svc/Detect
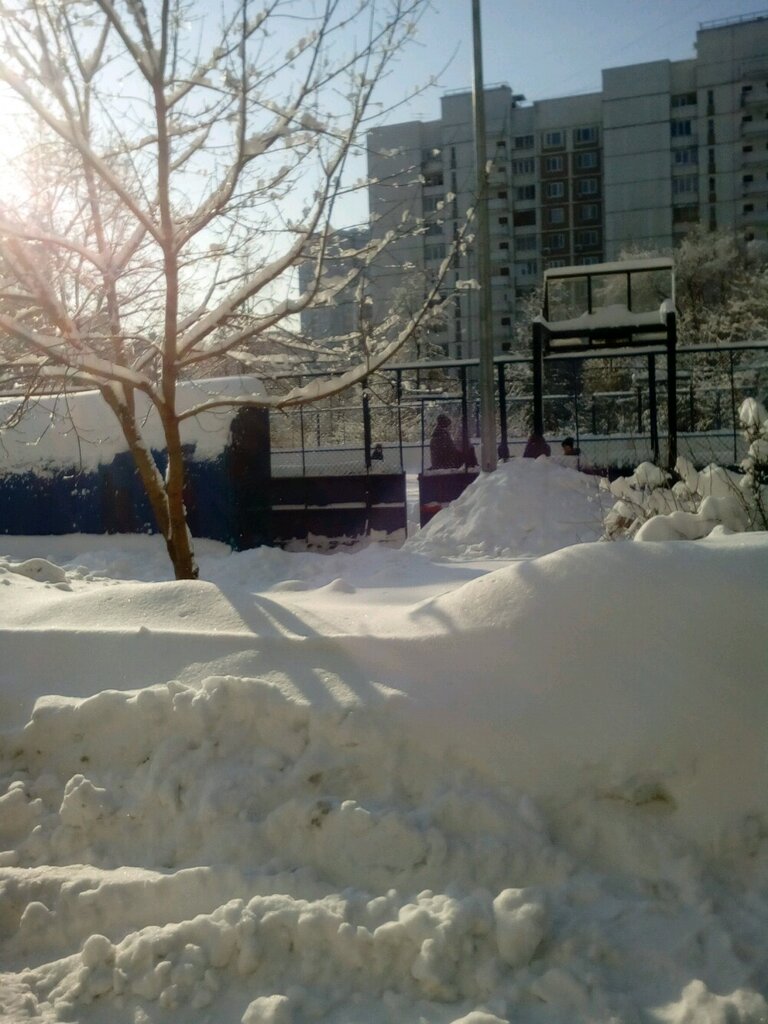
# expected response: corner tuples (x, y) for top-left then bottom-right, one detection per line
(393, 0), (767, 121)
(1, 456), (767, 1022)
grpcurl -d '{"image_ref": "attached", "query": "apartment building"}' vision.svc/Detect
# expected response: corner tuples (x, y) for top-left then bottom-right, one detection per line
(297, 225), (371, 348)
(364, 11), (768, 359)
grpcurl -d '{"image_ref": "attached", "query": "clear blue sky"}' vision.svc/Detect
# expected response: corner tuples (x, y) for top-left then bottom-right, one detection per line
(391, 0), (767, 122)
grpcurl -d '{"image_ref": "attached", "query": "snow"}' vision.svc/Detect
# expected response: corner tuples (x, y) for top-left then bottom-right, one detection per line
(543, 257), (674, 280)
(1, 460), (767, 1024)
(541, 302), (671, 334)
(0, 378), (266, 473)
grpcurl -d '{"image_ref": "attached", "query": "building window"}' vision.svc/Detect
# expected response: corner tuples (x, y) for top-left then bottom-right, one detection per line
(578, 256), (601, 266)
(546, 232), (566, 251)
(743, 174), (754, 184)
(545, 155), (563, 172)
(513, 209), (536, 227)
(575, 150), (598, 170)
(425, 221), (443, 235)
(546, 180), (565, 199)
(577, 177), (598, 196)
(673, 147), (698, 165)
(672, 174), (698, 195)
(499, 241), (509, 250)
(511, 158), (535, 174)
(422, 195), (444, 213)
(547, 258), (566, 268)
(672, 205), (699, 224)
(574, 126), (598, 145)
(543, 130), (564, 148)
(423, 170), (444, 186)
(578, 203), (599, 222)
(671, 119), (693, 138)
(498, 189), (508, 199)
(516, 234), (537, 250)
(424, 243), (446, 261)
(501, 317), (511, 326)
(548, 206), (565, 224)
(576, 229), (599, 247)
(516, 184), (536, 201)
(671, 92), (697, 108)
(514, 134), (534, 149)
(498, 266), (510, 276)
(516, 260), (538, 276)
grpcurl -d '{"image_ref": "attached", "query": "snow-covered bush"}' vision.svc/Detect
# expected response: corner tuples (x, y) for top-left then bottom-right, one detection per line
(603, 398), (767, 541)
(739, 397), (768, 530)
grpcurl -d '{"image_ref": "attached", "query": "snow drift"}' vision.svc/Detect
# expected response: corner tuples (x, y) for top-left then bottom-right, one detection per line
(1, 462), (767, 1024)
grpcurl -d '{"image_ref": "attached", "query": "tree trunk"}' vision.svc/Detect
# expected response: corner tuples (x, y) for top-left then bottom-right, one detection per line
(161, 413), (199, 581)
(104, 390), (199, 580)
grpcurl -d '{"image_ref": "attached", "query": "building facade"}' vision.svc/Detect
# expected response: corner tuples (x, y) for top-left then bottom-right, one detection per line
(365, 11), (768, 358)
(297, 225), (371, 348)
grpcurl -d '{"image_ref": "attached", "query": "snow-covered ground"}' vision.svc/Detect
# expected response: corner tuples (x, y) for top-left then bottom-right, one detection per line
(1, 459), (766, 1024)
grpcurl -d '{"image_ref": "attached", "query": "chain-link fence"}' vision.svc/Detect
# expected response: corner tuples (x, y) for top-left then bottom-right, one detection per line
(266, 341), (768, 478)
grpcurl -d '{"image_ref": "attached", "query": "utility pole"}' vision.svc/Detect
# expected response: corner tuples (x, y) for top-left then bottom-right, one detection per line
(471, 0), (497, 472)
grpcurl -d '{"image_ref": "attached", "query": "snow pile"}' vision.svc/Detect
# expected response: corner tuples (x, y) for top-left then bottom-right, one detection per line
(1, 498), (767, 1021)
(404, 459), (611, 559)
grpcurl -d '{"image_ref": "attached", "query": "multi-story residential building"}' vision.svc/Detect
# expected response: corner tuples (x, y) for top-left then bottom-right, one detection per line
(364, 11), (768, 358)
(297, 225), (371, 348)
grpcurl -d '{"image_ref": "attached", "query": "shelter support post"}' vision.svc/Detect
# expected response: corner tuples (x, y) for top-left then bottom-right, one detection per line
(729, 350), (738, 464)
(532, 320), (545, 437)
(497, 362), (508, 456)
(666, 311), (678, 469)
(362, 382), (372, 471)
(648, 353), (659, 464)
(460, 365), (470, 466)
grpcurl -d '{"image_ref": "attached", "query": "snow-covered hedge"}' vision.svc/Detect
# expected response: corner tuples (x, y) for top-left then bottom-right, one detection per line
(603, 398), (768, 541)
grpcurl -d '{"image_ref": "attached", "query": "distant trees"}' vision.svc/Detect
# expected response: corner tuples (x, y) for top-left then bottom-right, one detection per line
(672, 228), (768, 346)
(0, 0), (453, 579)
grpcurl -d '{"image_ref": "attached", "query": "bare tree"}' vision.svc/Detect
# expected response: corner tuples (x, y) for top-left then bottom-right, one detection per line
(0, 0), (456, 579)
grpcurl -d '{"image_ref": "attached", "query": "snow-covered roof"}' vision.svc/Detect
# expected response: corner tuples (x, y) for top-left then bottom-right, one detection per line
(543, 256), (674, 280)
(0, 376), (266, 473)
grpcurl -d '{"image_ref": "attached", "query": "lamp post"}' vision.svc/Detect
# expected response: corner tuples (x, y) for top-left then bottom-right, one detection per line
(471, 0), (497, 472)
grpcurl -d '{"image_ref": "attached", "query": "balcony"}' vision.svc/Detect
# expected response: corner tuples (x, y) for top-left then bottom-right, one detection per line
(740, 208), (768, 225)
(742, 149), (768, 167)
(741, 119), (768, 138)
(741, 90), (768, 109)
(742, 179), (768, 197)
(741, 59), (768, 81)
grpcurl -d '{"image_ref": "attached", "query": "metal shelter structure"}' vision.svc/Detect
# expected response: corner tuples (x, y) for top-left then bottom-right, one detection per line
(532, 257), (679, 467)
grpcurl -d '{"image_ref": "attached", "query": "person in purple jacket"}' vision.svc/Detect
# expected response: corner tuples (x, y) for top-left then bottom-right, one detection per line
(430, 414), (463, 469)
(523, 432), (551, 458)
